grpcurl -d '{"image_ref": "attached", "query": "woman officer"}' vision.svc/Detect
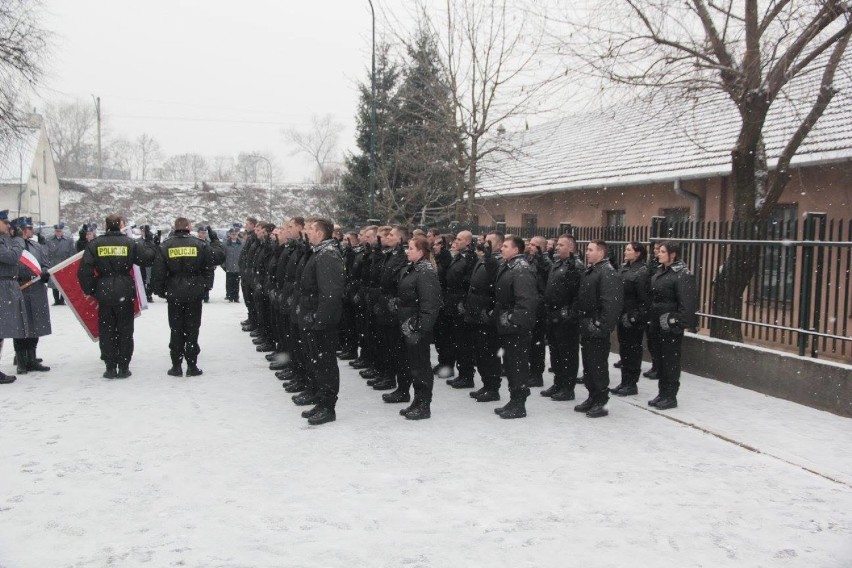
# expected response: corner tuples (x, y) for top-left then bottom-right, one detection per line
(396, 235), (442, 420)
(648, 241), (697, 409)
(611, 241), (650, 396)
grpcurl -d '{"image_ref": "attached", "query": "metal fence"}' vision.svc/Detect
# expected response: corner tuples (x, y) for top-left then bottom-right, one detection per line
(463, 214), (851, 360)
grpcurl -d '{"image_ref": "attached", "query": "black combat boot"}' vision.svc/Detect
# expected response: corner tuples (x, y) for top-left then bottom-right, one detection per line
(613, 360), (623, 369)
(15, 350), (28, 375)
(116, 366), (132, 379)
(648, 394), (664, 407)
(269, 359), (289, 371)
(643, 368), (658, 379)
(307, 405), (336, 425)
(301, 404), (323, 419)
(276, 368), (297, 381)
(574, 397), (595, 413)
(0, 371), (16, 384)
(186, 365), (203, 376)
(240, 318), (250, 326)
(382, 388), (411, 403)
(338, 350), (357, 361)
(292, 390), (319, 406)
(528, 373), (544, 387)
(404, 399), (431, 420)
(371, 377), (396, 391)
(27, 349), (50, 371)
(540, 384), (560, 397)
(470, 386), (489, 399)
(284, 378), (310, 392)
(350, 359), (370, 369)
(103, 363), (118, 379)
(448, 376), (474, 389)
(613, 383), (638, 396)
(585, 400), (609, 418)
(475, 390), (500, 402)
(498, 391), (527, 419)
(654, 397), (678, 410)
(256, 342), (276, 352)
(550, 385), (575, 401)
(360, 368), (380, 379)
(400, 397), (419, 417)
(167, 359), (183, 377)
(265, 352), (279, 361)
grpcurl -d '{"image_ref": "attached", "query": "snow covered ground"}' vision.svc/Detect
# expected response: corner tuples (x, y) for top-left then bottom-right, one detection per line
(1, 277), (850, 568)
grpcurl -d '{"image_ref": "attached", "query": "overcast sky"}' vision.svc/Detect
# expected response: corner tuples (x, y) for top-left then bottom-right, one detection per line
(39, 1), (390, 181)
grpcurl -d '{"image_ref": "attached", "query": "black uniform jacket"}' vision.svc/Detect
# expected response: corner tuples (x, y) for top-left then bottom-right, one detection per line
(397, 258), (442, 333)
(544, 254), (583, 323)
(573, 259), (624, 338)
(463, 252), (500, 326)
(151, 231), (214, 303)
(650, 259), (698, 331)
(297, 239), (345, 331)
(620, 260), (650, 325)
(494, 254), (539, 335)
(444, 248), (477, 319)
(375, 245), (408, 325)
(78, 230), (155, 306)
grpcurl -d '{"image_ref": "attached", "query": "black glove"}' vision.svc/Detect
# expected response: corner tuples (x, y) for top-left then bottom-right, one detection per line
(582, 318), (605, 338)
(499, 311), (512, 328)
(620, 313), (633, 328)
(401, 317), (421, 344)
(659, 312), (679, 332)
(154, 230), (161, 246)
(387, 297), (399, 315)
(40, 271), (51, 284)
(207, 226), (219, 242)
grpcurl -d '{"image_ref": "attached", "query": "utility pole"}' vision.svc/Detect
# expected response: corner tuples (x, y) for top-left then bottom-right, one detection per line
(92, 95), (102, 179)
(367, 0), (377, 219)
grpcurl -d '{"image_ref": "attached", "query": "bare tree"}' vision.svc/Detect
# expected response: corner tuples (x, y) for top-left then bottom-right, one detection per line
(0, 0), (47, 141)
(551, 0), (851, 340)
(284, 114), (344, 183)
(135, 133), (162, 181)
(105, 137), (134, 178)
(410, 0), (562, 220)
(160, 153), (208, 183)
(210, 155), (234, 182)
(45, 99), (97, 177)
(234, 151), (279, 183)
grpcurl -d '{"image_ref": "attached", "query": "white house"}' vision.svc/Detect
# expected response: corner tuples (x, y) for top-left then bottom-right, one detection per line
(0, 115), (60, 225)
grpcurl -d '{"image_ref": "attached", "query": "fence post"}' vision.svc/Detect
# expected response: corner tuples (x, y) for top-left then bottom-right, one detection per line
(558, 222), (572, 236)
(797, 212), (826, 357)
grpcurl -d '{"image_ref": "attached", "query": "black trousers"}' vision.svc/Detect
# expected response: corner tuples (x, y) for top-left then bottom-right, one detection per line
(650, 327), (683, 397)
(167, 300), (203, 364)
(254, 291), (272, 341)
(403, 331), (434, 401)
(617, 323), (645, 385)
(433, 312), (455, 370)
(52, 289), (65, 304)
(647, 326), (660, 370)
(529, 312), (547, 377)
(451, 318), (475, 380)
(354, 304), (372, 363)
(290, 321), (309, 377)
(98, 302), (135, 367)
(339, 301), (357, 352)
(473, 324), (502, 390)
(500, 332), (532, 397)
(379, 323), (404, 382)
(303, 328), (340, 407)
(242, 277), (255, 323)
(267, 293), (280, 347)
(274, 297), (291, 355)
(225, 272), (240, 301)
(581, 336), (611, 403)
(547, 319), (580, 388)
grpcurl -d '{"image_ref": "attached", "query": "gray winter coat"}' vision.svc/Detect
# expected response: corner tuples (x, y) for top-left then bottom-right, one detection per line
(0, 234), (28, 338)
(223, 238), (243, 273)
(18, 238), (52, 337)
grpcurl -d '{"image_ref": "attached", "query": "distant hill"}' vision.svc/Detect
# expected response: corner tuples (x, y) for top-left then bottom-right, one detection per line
(59, 179), (338, 230)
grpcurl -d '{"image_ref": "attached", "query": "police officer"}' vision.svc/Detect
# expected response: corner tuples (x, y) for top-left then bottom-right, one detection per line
(250, 223), (277, 352)
(45, 223), (75, 305)
(573, 239), (623, 418)
(238, 216), (259, 331)
(648, 240), (697, 410)
(12, 217), (53, 374)
(196, 225), (213, 303)
(223, 228), (243, 302)
(541, 234), (584, 401)
(465, 231), (504, 403)
(643, 241), (663, 379)
(375, 225), (410, 395)
(0, 210), (25, 384)
(268, 220), (299, 371)
(359, 227), (390, 384)
(396, 234), (442, 419)
(527, 235), (552, 387)
(610, 241), (650, 396)
(429, 231), (454, 376)
(493, 235), (539, 419)
(444, 230), (477, 388)
(295, 217), (345, 426)
(151, 217), (216, 377)
(340, 230), (367, 361)
(78, 214), (156, 378)
(349, 226), (376, 371)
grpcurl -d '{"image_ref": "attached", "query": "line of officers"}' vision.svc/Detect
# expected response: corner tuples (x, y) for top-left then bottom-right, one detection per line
(237, 216), (698, 425)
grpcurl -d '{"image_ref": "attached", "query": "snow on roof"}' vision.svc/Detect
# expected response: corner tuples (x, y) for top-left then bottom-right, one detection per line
(480, 57), (852, 197)
(0, 126), (41, 184)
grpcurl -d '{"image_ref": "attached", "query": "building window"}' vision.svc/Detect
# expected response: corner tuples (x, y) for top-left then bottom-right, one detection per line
(492, 213), (506, 223)
(605, 210), (625, 227)
(661, 207), (690, 224)
(756, 204), (798, 302)
(521, 213), (537, 230)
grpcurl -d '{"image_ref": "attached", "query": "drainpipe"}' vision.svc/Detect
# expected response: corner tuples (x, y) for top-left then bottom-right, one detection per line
(673, 178), (702, 225)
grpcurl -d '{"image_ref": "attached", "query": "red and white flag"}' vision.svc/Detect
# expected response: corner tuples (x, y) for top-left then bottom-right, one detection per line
(19, 249), (42, 276)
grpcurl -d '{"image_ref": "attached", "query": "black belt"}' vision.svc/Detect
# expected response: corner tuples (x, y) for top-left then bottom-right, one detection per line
(0, 276), (16, 280)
